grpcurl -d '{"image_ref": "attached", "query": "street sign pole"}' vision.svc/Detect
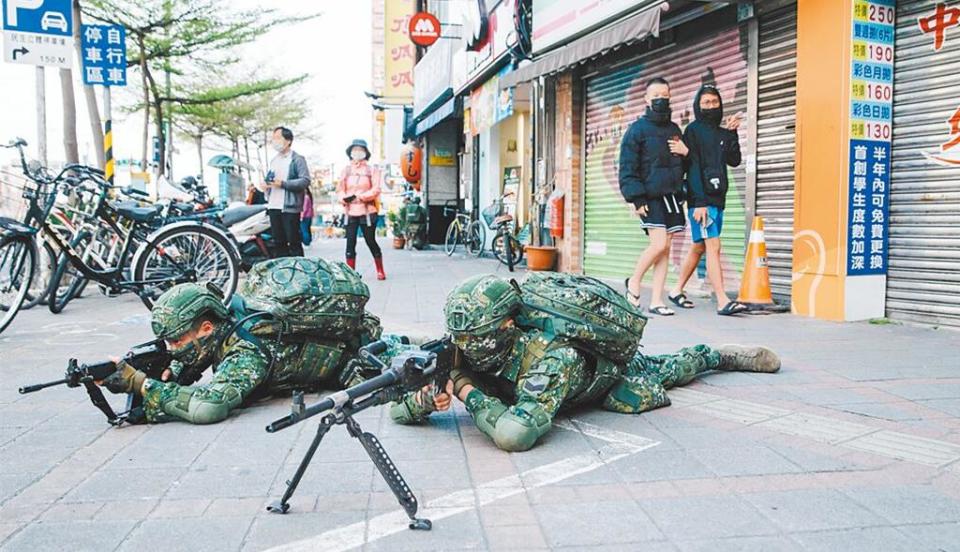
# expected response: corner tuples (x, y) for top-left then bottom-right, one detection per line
(35, 66), (46, 164)
(103, 86), (112, 186)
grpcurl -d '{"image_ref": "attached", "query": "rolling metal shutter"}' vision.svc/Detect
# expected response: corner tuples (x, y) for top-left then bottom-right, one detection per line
(886, 0), (960, 327)
(583, 24), (749, 287)
(755, 2), (798, 301)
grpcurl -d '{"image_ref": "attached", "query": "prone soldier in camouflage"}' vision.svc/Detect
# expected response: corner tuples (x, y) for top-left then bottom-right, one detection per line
(391, 274), (780, 452)
(99, 282), (399, 424)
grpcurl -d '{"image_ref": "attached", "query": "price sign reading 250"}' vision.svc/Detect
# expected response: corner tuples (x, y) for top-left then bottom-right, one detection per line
(867, 4), (895, 24)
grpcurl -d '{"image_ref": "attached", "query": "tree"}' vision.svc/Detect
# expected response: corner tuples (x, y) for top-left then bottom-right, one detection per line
(83, 0), (318, 176)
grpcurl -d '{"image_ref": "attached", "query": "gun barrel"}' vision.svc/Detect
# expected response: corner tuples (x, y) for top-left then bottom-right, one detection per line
(265, 368), (402, 433)
(19, 378), (70, 394)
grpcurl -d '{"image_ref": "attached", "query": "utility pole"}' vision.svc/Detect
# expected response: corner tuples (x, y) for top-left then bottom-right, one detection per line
(36, 67), (47, 165)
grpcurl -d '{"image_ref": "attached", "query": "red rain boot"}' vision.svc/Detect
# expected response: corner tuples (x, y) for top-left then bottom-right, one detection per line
(374, 256), (386, 280)
(346, 257), (356, 270)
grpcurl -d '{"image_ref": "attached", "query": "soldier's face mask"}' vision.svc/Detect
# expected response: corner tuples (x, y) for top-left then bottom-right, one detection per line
(168, 323), (219, 368)
(452, 327), (518, 372)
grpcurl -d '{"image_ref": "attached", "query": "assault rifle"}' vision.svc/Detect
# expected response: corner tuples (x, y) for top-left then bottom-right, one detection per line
(19, 339), (181, 426)
(265, 336), (453, 531)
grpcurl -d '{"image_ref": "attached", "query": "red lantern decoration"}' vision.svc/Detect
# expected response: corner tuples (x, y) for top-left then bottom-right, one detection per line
(400, 143), (423, 189)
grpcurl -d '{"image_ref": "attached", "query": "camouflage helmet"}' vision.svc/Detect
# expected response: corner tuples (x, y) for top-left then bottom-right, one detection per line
(151, 283), (231, 339)
(445, 275), (520, 335)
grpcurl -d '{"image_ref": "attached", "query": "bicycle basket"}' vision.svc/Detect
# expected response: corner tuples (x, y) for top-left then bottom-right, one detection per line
(481, 202), (502, 227)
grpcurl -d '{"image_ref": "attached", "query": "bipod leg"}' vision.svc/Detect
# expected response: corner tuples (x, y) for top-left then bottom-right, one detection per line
(268, 413), (336, 514)
(344, 416), (431, 531)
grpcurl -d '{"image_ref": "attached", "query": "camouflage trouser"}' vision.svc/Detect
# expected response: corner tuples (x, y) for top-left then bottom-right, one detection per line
(141, 358), (268, 424)
(602, 345), (721, 413)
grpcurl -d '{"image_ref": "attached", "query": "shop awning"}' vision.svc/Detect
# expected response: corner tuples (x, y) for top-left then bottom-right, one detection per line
(499, 2), (664, 90)
(415, 96), (457, 136)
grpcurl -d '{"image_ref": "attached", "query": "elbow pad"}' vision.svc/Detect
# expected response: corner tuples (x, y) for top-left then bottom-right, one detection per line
(467, 392), (552, 452)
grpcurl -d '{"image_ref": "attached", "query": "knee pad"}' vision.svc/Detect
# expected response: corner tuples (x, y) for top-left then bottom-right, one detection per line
(186, 400), (231, 424)
(490, 403), (551, 452)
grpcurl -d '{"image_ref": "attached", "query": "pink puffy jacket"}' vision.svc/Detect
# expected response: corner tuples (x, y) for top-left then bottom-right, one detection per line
(337, 161), (381, 217)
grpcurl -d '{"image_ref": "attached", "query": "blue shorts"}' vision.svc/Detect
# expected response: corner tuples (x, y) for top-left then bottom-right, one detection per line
(689, 206), (724, 243)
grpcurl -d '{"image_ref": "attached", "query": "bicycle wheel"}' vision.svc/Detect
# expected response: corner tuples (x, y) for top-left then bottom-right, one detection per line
(47, 232), (91, 314)
(465, 221), (485, 257)
(492, 232), (525, 266)
(444, 222), (460, 256)
(21, 241), (55, 309)
(0, 234), (36, 334)
(133, 224), (239, 309)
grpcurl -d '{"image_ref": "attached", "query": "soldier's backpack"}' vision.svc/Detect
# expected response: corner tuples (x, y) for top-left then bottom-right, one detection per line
(513, 272), (647, 364)
(236, 257), (371, 340)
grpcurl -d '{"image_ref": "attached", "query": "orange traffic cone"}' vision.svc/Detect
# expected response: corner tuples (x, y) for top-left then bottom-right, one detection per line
(737, 217), (787, 312)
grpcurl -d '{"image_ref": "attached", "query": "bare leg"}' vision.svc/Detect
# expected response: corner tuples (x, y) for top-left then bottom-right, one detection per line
(671, 241), (705, 297)
(704, 237), (731, 309)
(628, 228), (669, 302)
(649, 232), (674, 308)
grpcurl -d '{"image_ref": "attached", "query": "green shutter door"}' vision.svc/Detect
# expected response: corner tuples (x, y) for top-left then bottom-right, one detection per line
(583, 23), (750, 291)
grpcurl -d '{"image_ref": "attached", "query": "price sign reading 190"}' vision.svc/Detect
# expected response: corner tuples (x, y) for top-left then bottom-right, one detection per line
(868, 44), (894, 62)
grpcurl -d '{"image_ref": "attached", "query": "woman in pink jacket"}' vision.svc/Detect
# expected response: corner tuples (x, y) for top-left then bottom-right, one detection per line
(337, 139), (385, 280)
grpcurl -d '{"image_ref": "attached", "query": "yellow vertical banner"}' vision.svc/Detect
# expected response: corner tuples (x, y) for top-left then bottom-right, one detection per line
(383, 0), (415, 105)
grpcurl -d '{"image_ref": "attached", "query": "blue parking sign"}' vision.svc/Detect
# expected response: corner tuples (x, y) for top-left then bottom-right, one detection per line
(2, 0), (72, 36)
(2, 0), (75, 67)
(80, 24), (126, 86)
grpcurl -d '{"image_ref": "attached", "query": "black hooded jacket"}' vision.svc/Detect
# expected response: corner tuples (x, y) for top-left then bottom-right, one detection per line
(683, 86), (742, 209)
(618, 107), (685, 208)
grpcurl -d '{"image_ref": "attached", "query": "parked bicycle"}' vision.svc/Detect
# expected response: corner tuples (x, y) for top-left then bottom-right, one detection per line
(481, 192), (526, 270)
(442, 199), (484, 257)
(0, 138), (240, 333)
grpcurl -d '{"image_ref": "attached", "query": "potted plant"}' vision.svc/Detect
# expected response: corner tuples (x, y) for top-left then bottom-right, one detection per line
(387, 210), (406, 249)
(525, 185), (559, 271)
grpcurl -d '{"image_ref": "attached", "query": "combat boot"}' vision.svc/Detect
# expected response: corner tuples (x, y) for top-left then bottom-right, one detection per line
(716, 345), (780, 373)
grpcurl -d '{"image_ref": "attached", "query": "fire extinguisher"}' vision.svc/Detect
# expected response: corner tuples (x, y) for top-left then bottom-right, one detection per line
(549, 190), (564, 238)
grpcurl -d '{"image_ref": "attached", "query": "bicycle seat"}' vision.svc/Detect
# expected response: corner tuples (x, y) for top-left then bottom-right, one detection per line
(220, 204), (266, 226)
(116, 204), (162, 223)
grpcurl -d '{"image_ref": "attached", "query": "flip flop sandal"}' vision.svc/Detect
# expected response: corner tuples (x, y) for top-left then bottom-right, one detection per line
(668, 292), (695, 309)
(648, 305), (675, 316)
(624, 278), (643, 308)
(717, 301), (749, 316)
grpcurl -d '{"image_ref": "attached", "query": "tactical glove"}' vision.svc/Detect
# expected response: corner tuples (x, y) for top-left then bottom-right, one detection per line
(102, 361), (148, 395)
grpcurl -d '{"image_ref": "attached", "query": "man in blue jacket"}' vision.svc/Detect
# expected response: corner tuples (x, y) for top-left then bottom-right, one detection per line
(619, 77), (689, 316)
(668, 85), (747, 315)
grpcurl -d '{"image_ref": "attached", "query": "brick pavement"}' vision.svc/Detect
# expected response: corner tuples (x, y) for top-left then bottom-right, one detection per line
(1, 238), (958, 551)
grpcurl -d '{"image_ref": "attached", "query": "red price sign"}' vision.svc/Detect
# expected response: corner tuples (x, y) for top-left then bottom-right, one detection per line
(409, 12), (441, 47)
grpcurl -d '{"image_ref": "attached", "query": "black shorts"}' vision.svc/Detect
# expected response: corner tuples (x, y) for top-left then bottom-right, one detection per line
(640, 194), (686, 234)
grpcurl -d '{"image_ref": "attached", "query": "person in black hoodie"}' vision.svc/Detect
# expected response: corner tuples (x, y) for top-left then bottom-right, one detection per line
(668, 85), (747, 316)
(619, 77), (689, 316)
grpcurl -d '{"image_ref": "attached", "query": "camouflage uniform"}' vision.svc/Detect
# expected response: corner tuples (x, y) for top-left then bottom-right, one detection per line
(391, 275), (779, 452)
(133, 283), (403, 425)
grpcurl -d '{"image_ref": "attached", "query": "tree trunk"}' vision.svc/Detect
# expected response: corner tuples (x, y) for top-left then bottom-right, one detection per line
(59, 68), (79, 165)
(154, 98), (165, 177)
(196, 134), (203, 177)
(139, 36), (149, 170)
(73, 0), (104, 167)
(243, 135), (252, 182)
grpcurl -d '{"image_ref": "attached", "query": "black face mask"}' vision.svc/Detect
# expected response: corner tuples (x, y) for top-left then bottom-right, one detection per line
(650, 98), (671, 114)
(700, 107), (722, 125)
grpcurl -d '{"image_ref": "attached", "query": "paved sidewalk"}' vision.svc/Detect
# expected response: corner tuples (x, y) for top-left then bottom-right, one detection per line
(1, 238), (958, 551)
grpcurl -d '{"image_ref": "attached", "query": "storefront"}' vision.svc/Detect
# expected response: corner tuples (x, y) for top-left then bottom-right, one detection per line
(755, 0), (799, 300)
(580, 7), (750, 288)
(887, 0), (960, 327)
(412, 36), (461, 244)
